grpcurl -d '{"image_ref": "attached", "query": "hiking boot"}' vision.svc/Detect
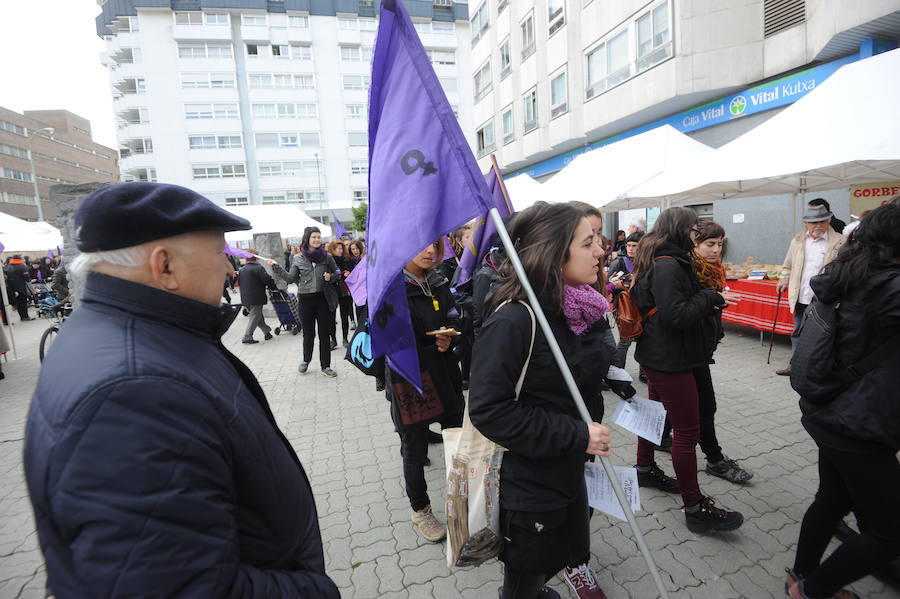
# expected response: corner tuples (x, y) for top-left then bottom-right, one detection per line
(706, 456), (753, 483)
(242, 339), (258, 345)
(787, 579), (860, 599)
(411, 505), (445, 543)
(637, 463), (679, 493)
(563, 563), (609, 599)
(297, 361), (309, 374)
(264, 332), (273, 341)
(321, 367), (338, 378)
(375, 378), (386, 392)
(684, 497), (744, 534)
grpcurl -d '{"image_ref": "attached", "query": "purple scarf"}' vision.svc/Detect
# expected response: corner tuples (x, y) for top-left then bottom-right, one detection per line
(302, 247), (326, 263)
(563, 284), (611, 335)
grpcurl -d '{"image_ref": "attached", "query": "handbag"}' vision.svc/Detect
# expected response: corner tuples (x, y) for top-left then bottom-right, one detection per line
(443, 300), (536, 568)
(344, 319), (384, 377)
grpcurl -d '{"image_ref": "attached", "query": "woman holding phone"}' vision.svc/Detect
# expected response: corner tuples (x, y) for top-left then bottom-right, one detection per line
(387, 239), (464, 543)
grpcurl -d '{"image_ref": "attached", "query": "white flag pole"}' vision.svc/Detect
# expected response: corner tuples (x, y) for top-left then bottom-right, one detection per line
(487, 207), (671, 599)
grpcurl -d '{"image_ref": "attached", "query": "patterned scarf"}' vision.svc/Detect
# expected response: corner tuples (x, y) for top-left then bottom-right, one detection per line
(563, 284), (611, 335)
(691, 251), (727, 291)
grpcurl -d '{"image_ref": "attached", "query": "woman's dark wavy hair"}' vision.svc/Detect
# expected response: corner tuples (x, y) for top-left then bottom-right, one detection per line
(349, 239), (365, 257)
(300, 226), (321, 251)
(695, 220), (725, 243)
(492, 202), (584, 314)
(632, 206), (698, 282)
(819, 198), (900, 298)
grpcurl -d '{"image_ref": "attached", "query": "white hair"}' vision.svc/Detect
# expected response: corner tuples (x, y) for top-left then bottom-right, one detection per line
(68, 246), (149, 302)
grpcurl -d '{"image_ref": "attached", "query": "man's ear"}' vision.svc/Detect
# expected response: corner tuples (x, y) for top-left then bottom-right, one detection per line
(147, 245), (178, 291)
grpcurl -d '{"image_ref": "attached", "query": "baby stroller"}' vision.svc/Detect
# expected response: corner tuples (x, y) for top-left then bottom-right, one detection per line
(30, 283), (61, 318)
(269, 289), (301, 335)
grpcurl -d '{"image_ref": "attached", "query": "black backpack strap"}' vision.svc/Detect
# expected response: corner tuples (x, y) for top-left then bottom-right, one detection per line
(848, 332), (900, 377)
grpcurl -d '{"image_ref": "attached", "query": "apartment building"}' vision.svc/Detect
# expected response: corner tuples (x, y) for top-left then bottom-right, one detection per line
(0, 107), (119, 221)
(96, 0), (474, 224)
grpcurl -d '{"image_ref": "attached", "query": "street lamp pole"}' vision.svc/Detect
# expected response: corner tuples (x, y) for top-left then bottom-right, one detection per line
(313, 151), (324, 224)
(27, 126), (54, 222)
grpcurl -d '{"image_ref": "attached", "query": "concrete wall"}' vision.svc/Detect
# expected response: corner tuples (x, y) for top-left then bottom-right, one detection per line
(712, 188), (849, 265)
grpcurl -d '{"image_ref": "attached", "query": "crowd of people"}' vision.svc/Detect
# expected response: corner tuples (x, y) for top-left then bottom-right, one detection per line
(14, 181), (899, 599)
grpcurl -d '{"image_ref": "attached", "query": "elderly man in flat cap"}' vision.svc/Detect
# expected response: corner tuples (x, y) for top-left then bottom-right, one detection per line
(775, 203), (845, 375)
(24, 183), (339, 598)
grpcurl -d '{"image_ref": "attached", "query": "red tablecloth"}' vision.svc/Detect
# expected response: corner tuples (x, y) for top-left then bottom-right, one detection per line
(721, 279), (794, 335)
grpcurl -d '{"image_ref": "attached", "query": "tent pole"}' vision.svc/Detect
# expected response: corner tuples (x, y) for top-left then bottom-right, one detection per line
(0, 268), (18, 361)
(488, 208), (672, 599)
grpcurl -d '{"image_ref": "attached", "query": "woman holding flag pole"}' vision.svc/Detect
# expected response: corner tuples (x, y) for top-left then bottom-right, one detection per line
(469, 202), (634, 599)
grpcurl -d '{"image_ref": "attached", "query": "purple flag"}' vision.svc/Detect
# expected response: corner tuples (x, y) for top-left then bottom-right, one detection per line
(345, 262), (367, 307)
(456, 155), (514, 287)
(45, 249), (54, 259)
(367, 0), (494, 390)
(56, 246), (61, 256)
(331, 211), (349, 238)
(0, 241), (4, 254)
(223, 244), (254, 258)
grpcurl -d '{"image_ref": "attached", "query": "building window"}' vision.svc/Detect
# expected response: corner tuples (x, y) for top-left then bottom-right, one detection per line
(521, 13), (535, 59)
(272, 44), (288, 57)
(295, 74), (314, 89)
(185, 103), (238, 119)
(205, 13), (228, 25)
(0, 143), (28, 159)
(178, 44), (206, 59)
(585, 28), (631, 99)
(359, 18), (377, 31)
(242, 14), (267, 26)
(221, 163), (245, 178)
(225, 195), (249, 206)
(523, 88), (538, 132)
(189, 135), (240, 149)
(2, 168), (31, 182)
(501, 105), (514, 144)
(207, 44), (231, 58)
(550, 70), (568, 118)
(341, 46), (372, 62)
(473, 59), (492, 102)
(348, 132), (368, 147)
(192, 165), (220, 179)
(439, 77), (457, 93)
(636, 1), (672, 72)
(351, 160), (368, 175)
(433, 22), (454, 34)
(476, 121), (495, 157)
(426, 49), (455, 65)
(126, 16), (141, 31)
(0, 121), (25, 135)
(175, 12), (203, 25)
(548, 0), (565, 36)
(211, 73), (235, 87)
(470, 2), (489, 43)
(343, 74), (371, 90)
(353, 189), (368, 202)
(249, 73), (273, 88)
(346, 104), (367, 119)
(499, 38), (511, 79)
(498, 0), (508, 13)
(289, 15), (309, 28)
(338, 17), (358, 30)
(259, 159), (322, 177)
(291, 44), (312, 60)
(246, 43), (265, 57)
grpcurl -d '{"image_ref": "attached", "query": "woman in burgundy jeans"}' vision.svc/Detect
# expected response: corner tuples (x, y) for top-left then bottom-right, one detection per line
(630, 207), (745, 534)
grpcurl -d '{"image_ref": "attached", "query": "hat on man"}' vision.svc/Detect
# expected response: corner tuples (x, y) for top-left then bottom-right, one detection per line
(802, 204), (833, 223)
(75, 183), (251, 252)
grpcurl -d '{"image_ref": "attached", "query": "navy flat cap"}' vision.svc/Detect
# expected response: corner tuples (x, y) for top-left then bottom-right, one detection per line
(75, 182), (251, 252)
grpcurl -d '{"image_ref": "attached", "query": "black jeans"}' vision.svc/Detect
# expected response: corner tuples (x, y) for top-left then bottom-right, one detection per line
(299, 293), (332, 368)
(793, 442), (900, 597)
(500, 570), (554, 599)
(14, 293), (29, 319)
(332, 295), (354, 342)
(791, 301), (808, 354)
(398, 414), (462, 512)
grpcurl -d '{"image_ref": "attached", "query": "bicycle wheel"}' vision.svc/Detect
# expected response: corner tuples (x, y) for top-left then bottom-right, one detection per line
(39, 325), (59, 362)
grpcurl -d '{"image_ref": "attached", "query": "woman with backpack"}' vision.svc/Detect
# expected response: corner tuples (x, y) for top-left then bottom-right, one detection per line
(630, 207), (744, 534)
(785, 199), (900, 599)
(273, 226), (341, 377)
(469, 202), (629, 599)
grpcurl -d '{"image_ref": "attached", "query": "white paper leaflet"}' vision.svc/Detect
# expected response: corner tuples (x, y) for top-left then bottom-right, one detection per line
(611, 396), (666, 446)
(584, 463), (641, 522)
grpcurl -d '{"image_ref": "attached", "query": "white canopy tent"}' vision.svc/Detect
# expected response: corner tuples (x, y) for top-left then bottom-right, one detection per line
(541, 125), (714, 211)
(503, 173), (546, 211)
(617, 48), (900, 208)
(223, 204), (332, 243)
(0, 212), (64, 254)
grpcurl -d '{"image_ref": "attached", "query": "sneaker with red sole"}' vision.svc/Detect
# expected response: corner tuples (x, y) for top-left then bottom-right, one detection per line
(562, 563), (608, 599)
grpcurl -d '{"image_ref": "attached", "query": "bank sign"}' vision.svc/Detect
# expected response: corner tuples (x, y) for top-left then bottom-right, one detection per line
(519, 53), (861, 179)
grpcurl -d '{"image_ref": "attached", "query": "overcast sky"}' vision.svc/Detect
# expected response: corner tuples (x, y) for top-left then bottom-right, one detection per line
(0, 1), (117, 148)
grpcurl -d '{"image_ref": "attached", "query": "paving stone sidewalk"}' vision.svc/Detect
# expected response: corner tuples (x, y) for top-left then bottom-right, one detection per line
(0, 310), (897, 599)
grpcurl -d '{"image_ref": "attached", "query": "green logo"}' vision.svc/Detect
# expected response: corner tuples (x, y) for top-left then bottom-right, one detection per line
(729, 96), (747, 116)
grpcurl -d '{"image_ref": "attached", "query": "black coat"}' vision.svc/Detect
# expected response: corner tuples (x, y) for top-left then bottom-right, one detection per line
(471, 248), (504, 336)
(387, 270), (464, 431)
(24, 273), (337, 598)
(239, 262), (277, 306)
(469, 302), (611, 512)
(800, 266), (900, 453)
(633, 243), (724, 372)
(5, 261), (31, 296)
